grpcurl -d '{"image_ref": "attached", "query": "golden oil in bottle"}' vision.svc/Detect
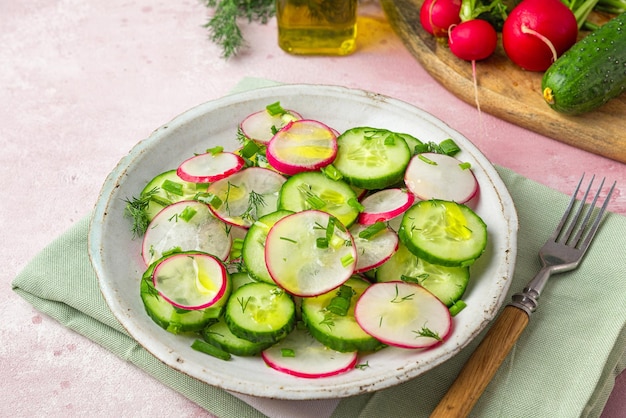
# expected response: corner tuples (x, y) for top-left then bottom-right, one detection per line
(276, 0), (358, 56)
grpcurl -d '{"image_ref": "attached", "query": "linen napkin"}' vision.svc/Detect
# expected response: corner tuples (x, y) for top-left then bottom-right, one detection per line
(12, 84), (626, 418)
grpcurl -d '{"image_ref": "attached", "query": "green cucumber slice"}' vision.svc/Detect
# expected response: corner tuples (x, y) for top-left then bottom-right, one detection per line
(376, 242), (469, 306)
(201, 318), (272, 356)
(398, 200), (487, 267)
(333, 127), (411, 190)
(301, 276), (384, 352)
(278, 171), (359, 227)
(225, 282), (296, 344)
(141, 169), (209, 221)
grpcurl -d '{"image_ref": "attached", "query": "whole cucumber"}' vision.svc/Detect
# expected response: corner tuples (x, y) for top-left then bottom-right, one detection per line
(541, 12), (626, 115)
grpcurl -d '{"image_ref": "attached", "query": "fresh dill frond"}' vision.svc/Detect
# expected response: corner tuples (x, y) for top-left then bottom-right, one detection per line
(124, 187), (159, 238)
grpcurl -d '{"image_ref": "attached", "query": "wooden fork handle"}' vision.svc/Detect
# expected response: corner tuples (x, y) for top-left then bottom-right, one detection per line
(430, 305), (530, 418)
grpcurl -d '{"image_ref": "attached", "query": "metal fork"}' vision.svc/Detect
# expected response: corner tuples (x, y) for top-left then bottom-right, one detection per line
(431, 174), (616, 418)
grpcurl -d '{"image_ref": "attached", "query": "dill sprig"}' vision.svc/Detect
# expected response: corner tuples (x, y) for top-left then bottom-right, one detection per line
(124, 187), (159, 238)
(202, 0), (275, 59)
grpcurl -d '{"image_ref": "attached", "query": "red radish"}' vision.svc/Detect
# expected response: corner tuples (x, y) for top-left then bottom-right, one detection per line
(354, 281), (452, 349)
(448, 19), (497, 61)
(404, 153), (478, 203)
(358, 188), (415, 225)
(261, 328), (358, 378)
(266, 119), (338, 176)
(265, 210), (356, 297)
(177, 151), (244, 183)
(239, 108), (302, 144)
(502, 0), (578, 71)
(152, 252), (229, 310)
(420, 0), (462, 37)
(142, 200), (232, 265)
(206, 167), (286, 228)
(350, 223), (399, 273)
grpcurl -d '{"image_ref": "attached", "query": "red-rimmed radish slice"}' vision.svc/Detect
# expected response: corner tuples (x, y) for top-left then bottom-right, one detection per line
(265, 210), (356, 297)
(207, 167), (286, 228)
(152, 252), (229, 310)
(358, 188), (415, 225)
(404, 153), (478, 203)
(240, 108), (302, 144)
(266, 119), (338, 176)
(177, 151), (244, 183)
(355, 281), (451, 349)
(261, 328), (358, 378)
(350, 223), (399, 273)
(142, 200), (232, 266)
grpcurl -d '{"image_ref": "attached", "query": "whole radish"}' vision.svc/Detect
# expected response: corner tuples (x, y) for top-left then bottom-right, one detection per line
(448, 19), (498, 61)
(502, 0), (578, 71)
(420, 0), (462, 37)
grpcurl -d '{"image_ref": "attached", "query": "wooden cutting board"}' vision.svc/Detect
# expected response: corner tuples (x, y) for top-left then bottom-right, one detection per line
(380, 0), (626, 163)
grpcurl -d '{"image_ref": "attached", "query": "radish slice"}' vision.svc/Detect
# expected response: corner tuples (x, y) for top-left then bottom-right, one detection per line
(349, 223), (399, 273)
(354, 281), (451, 349)
(261, 328), (358, 378)
(240, 108), (302, 144)
(152, 252), (229, 310)
(358, 188), (415, 225)
(207, 167), (286, 228)
(265, 210), (356, 297)
(177, 151), (244, 183)
(404, 153), (478, 203)
(266, 119), (338, 176)
(142, 200), (232, 266)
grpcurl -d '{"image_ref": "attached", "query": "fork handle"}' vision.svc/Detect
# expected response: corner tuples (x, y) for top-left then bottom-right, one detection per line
(430, 305), (530, 418)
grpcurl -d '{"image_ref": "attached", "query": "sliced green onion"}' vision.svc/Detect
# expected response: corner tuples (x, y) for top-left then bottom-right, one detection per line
(348, 197), (365, 212)
(162, 179), (184, 196)
(316, 237), (329, 249)
(191, 339), (231, 361)
(266, 101), (286, 116)
(321, 164), (343, 181)
(418, 154), (437, 165)
(459, 162), (471, 170)
(240, 140), (261, 159)
(194, 192), (222, 208)
(449, 300), (467, 316)
(325, 285), (354, 316)
(179, 206), (197, 222)
(358, 221), (386, 240)
(206, 145), (224, 155)
(281, 348), (295, 357)
(340, 254), (355, 268)
(439, 138), (460, 156)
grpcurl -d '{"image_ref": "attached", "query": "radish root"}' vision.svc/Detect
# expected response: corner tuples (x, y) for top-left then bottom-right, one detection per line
(521, 25), (558, 63)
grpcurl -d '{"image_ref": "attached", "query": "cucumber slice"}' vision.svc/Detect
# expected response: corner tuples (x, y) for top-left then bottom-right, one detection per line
(278, 171), (359, 227)
(242, 210), (294, 283)
(333, 127), (411, 190)
(141, 169), (209, 221)
(140, 252), (228, 334)
(376, 242), (469, 306)
(201, 318), (272, 356)
(302, 276), (385, 352)
(398, 200), (487, 267)
(225, 282), (296, 344)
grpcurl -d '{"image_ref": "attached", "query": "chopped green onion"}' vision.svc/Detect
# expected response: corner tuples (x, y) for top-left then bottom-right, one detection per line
(348, 197), (365, 212)
(358, 221), (386, 240)
(266, 101), (286, 116)
(162, 179), (184, 196)
(449, 300), (467, 317)
(206, 145), (224, 155)
(191, 339), (231, 361)
(150, 195), (173, 207)
(459, 162), (471, 170)
(418, 154), (437, 165)
(298, 184), (326, 209)
(179, 206), (197, 222)
(321, 164), (343, 181)
(240, 140), (261, 159)
(316, 237), (329, 249)
(230, 238), (244, 259)
(340, 254), (355, 268)
(439, 138), (460, 156)
(281, 348), (295, 357)
(194, 192), (222, 208)
(325, 285), (354, 316)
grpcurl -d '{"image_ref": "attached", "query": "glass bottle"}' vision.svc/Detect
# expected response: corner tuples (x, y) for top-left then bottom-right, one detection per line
(276, 0), (358, 56)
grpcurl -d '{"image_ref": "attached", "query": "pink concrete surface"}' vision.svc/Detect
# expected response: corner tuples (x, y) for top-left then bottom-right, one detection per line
(1, 1), (625, 417)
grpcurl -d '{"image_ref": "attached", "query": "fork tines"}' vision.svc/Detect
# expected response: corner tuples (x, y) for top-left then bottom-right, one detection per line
(553, 174), (616, 249)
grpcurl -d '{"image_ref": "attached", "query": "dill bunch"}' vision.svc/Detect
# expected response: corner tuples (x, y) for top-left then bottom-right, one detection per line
(202, 0), (276, 58)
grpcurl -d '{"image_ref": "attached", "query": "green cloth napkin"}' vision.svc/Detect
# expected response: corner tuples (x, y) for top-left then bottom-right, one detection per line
(12, 83), (626, 418)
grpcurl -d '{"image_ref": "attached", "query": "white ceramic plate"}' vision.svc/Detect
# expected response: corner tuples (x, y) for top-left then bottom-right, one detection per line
(89, 84), (518, 400)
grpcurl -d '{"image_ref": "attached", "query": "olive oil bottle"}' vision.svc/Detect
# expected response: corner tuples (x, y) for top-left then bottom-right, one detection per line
(276, 0), (358, 56)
